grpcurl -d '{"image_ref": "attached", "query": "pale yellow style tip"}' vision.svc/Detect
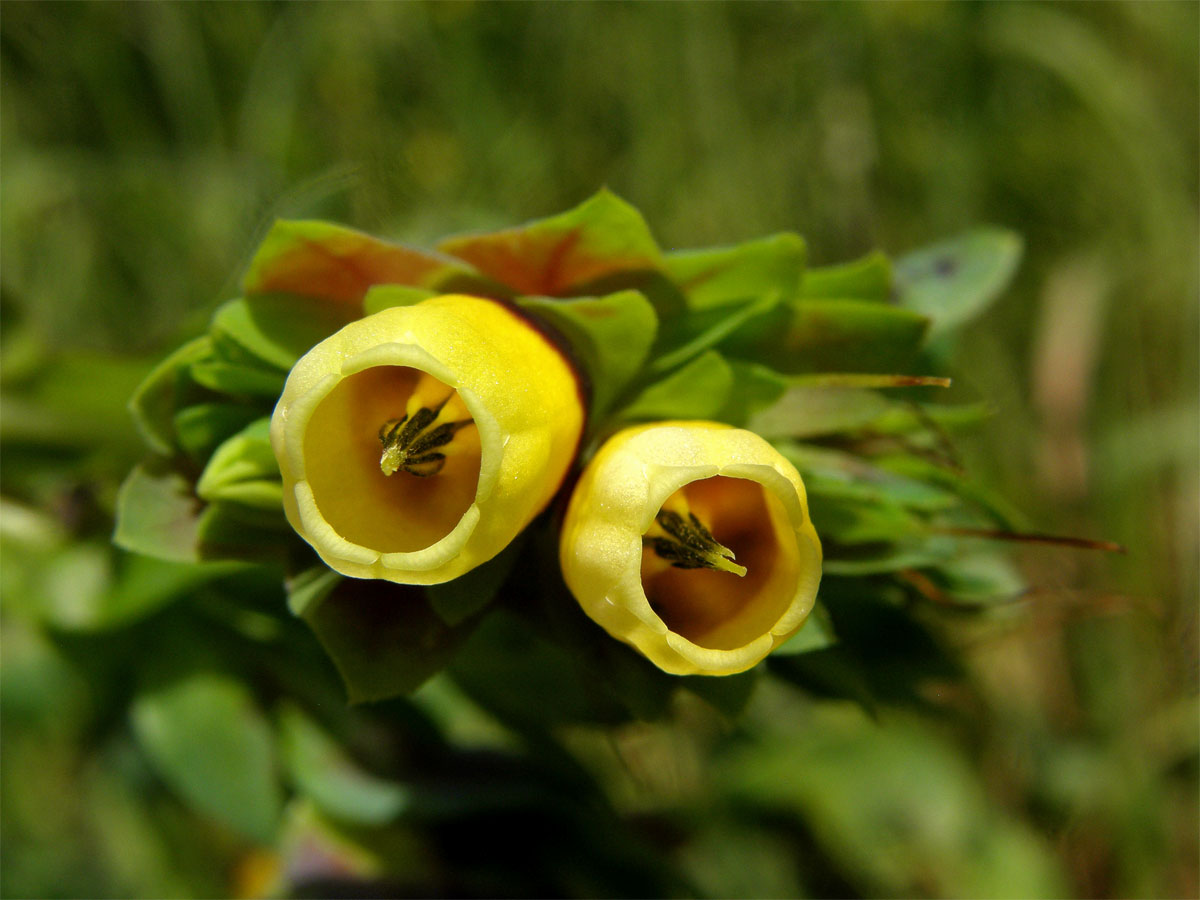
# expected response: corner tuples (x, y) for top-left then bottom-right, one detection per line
(560, 421), (823, 676)
(271, 294), (584, 585)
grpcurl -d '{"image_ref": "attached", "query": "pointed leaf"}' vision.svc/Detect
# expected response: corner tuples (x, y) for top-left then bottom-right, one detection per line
(776, 442), (958, 512)
(188, 358), (286, 400)
(286, 566), (343, 617)
(664, 232), (805, 310)
(770, 584), (963, 710)
(114, 460), (204, 563)
(722, 298), (930, 373)
(895, 228), (1022, 337)
(129, 337), (213, 455)
(449, 610), (631, 727)
(878, 455), (1030, 531)
(173, 402), (262, 462)
(714, 360), (789, 427)
(651, 292), (782, 375)
(807, 493), (923, 544)
(132, 668), (282, 842)
(427, 537), (524, 627)
(771, 601), (837, 656)
(620, 349), (733, 422)
(821, 537), (959, 576)
(303, 579), (477, 704)
(277, 705), (409, 825)
(680, 668), (761, 718)
(43, 548), (240, 632)
(195, 501), (293, 563)
(438, 189), (663, 297)
(924, 552), (1026, 605)
(196, 418), (282, 511)
(801, 250), (893, 301)
(749, 386), (893, 439)
(518, 291), (657, 418)
(244, 219), (485, 307)
(211, 294), (356, 373)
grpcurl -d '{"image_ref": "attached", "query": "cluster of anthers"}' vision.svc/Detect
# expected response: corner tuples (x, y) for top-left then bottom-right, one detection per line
(271, 294), (821, 676)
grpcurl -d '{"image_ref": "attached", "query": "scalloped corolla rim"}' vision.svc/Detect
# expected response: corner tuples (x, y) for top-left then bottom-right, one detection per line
(276, 341), (502, 581)
(565, 424), (823, 676)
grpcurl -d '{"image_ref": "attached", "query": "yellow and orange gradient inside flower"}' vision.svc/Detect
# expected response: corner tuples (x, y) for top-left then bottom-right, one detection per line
(560, 422), (822, 676)
(271, 293), (583, 585)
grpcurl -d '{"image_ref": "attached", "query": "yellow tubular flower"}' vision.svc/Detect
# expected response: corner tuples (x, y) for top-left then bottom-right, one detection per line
(560, 422), (822, 676)
(271, 294), (584, 585)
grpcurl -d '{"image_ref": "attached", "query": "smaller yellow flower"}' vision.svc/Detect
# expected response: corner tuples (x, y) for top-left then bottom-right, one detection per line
(271, 294), (584, 585)
(560, 422), (822, 676)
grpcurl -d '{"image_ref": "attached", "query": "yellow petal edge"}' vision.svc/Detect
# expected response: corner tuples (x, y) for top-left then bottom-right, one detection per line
(560, 421), (822, 676)
(271, 294), (584, 585)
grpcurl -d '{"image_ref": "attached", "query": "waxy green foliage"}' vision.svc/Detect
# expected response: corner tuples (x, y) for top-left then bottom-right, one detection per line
(116, 190), (1023, 709)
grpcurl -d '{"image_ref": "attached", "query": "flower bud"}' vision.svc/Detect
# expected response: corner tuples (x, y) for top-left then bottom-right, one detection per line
(271, 294), (584, 585)
(560, 422), (822, 676)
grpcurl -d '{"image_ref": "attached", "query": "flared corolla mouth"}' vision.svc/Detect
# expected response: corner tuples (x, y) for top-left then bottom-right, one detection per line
(640, 473), (803, 652)
(282, 343), (501, 573)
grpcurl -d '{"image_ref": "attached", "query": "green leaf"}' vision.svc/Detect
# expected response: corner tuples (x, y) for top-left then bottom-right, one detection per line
(277, 705), (409, 825)
(113, 461), (203, 564)
(129, 337), (213, 455)
(518, 290), (658, 418)
(173, 402), (262, 462)
(39, 546), (238, 632)
(923, 551), (1026, 605)
(362, 285), (440, 315)
(722, 299), (930, 374)
(131, 669), (282, 842)
(664, 232), (805, 310)
(188, 358), (286, 400)
(303, 579), (477, 703)
(286, 565), (343, 617)
(878, 455), (1030, 531)
(800, 250), (893, 301)
(619, 349), (733, 422)
(770, 602), (837, 656)
(195, 502), (293, 563)
(807, 493), (923, 544)
(680, 668), (761, 718)
(211, 294), (355, 373)
(770, 583), (962, 710)
(895, 228), (1022, 337)
(244, 218), (486, 307)
(777, 443), (958, 512)
(449, 610), (631, 727)
(438, 189), (663, 298)
(870, 401), (994, 434)
(749, 385), (893, 439)
(714, 360), (789, 427)
(427, 537), (524, 627)
(651, 292), (782, 375)
(725, 704), (1067, 898)
(820, 537), (959, 576)
(196, 418), (282, 511)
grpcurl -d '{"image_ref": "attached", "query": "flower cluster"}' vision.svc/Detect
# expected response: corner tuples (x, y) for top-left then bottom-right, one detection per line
(272, 294), (822, 674)
(117, 190), (1023, 694)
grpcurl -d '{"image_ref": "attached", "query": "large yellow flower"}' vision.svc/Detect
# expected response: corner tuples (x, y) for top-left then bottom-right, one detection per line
(271, 294), (584, 585)
(560, 422), (822, 676)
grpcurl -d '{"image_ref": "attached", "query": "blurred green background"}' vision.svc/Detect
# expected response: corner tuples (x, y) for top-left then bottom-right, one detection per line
(2, 2), (1196, 898)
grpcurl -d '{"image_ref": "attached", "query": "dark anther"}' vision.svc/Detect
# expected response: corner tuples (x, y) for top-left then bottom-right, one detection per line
(379, 395), (473, 477)
(644, 510), (747, 576)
